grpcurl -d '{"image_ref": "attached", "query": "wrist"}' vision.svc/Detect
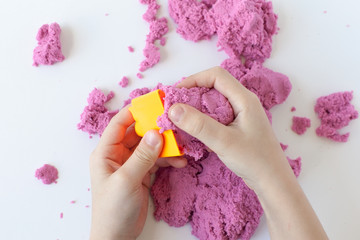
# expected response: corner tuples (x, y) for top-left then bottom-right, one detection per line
(253, 161), (303, 213)
(251, 157), (299, 200)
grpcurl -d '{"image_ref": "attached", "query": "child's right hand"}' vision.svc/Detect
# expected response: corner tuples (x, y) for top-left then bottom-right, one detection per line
(168, 66), (292, 193)
(168, 67), (328, 240)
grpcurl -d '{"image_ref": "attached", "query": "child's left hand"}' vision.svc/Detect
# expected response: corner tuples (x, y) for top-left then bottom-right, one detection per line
(89, 106), (185, 240)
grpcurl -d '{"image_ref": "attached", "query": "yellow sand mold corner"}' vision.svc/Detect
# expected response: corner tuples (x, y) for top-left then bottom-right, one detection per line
(128, 90), (183, 158)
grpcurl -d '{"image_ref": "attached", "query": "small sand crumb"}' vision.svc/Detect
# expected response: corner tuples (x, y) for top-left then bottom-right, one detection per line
(280, 143), (288, 151)
(35, 164), (58, 184)
(291, 116), (311, 135)
(160, 37), (166, 46)
(136, 73), (144, 79)
(119, 76), (129, 88)
(128, 46), (134, 52)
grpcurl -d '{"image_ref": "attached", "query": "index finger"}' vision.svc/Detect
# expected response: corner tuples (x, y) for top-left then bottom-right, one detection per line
(176, 67), (251, 114)
(98, 105), (135, 147)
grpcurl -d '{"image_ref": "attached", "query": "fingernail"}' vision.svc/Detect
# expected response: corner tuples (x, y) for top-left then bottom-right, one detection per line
(170, 105), (184, 123)
(145, 131), (160, 148)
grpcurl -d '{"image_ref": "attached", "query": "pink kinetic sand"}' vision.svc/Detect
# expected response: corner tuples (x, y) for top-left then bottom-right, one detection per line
(280, 143), (288, 151)
(123, 87), (151, 107)
(287, 157), (302, 178)
(136, 73), (144, 79)
(123, 79), (300, 239)
(291, 106), (296, 112)
(148, 2), (296, 237)
(291, 116), (311, 135)
(124, 84), (234, 160)
(60, 212), (63, 219)
(314, 91), (358, 142)
(77, 88), (118, 137)
(158, 85), (234, 160)
(33, 23), (65, 67)
(139, 0), (169, 72)
(152, 153), (301, 240)
(119, 76), (129, 88)
(128, 46), (134, 52)
(239, 63), (292, 110)
(35, 164), (58, 184)
(78, 0), (304, 239)
(160, 37), (167, 46)
(152, 153), (263, 240)
(168, 0), (214, 41)
(168, 0), (277, 66)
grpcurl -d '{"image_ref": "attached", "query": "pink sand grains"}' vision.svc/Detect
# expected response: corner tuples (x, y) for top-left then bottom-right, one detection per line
(136, 73), (144, 79)
(35, 164), (58, 184)
(77, 88), (118, 137)
(292, 116), (311, 135)
(119, 76), (129, 88)
(139, 0), (169, 72)
(33, 23), (65, 67)
(314, 91), (358, 142)
(168, 0), (277, 66)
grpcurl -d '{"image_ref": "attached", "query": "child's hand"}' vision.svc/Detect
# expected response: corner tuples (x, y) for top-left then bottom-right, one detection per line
(168, 67), (328, 240)
(89, 107), (185, 240)
(168, 67), (290, 192)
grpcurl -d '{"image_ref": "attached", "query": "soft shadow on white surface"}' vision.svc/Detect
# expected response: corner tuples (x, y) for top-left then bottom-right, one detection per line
(61, 25), (74, 60)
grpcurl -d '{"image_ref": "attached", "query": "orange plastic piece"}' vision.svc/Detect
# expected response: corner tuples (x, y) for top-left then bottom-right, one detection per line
(128, 89), (183, 158)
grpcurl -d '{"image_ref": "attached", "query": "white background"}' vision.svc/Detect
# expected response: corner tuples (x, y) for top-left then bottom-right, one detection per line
(0, 0), (359, 239)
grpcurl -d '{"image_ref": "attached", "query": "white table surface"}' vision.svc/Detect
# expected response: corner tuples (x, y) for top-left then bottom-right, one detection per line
(0, 0), (359, 239)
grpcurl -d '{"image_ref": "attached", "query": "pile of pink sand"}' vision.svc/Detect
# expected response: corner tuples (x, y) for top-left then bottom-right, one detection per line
(139, 0), (169, 72)
(121, 74), (297, 239)
(157, 85), (234, 160)
(74, 0), (357, 239)
(169, 0), (277, 67)
(35, 164), (59, 184)
(315, 91), (358, 142)
(33, 23), (65, 67)
(292, 116), (311, 135)
(77, 88), (118, 137)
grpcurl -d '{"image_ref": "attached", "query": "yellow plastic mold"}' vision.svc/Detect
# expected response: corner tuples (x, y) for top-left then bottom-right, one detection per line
(128, 89), (183, 158)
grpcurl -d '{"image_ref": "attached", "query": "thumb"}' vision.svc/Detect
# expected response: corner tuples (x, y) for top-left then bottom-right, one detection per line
(168, 103), (228, 154)
(121, 130), (163, 181)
